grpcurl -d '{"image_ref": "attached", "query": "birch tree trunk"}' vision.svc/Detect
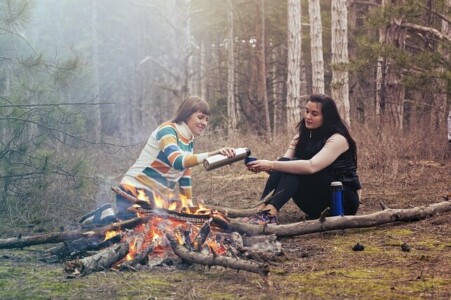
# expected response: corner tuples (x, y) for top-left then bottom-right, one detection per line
(255, 0), (271, 138)
(286, 0), (302, 131)
(200, 39), (208, 101)
(331, 0), (350, 125)
(308, 0), (325, 94)
(227, 0), (238, 134)
(91, 0), (101, 141)
(272, 45), (285, 138)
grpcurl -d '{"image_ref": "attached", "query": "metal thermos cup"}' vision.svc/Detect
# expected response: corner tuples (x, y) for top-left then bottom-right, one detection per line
(203, 148), (251, 171)
(330, 181), (344, 216)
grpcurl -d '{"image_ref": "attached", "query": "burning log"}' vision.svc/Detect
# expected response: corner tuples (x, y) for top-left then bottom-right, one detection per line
(218, 200), (451, 237)
(0, 216), (151, 249)
(64, 242), (129, 278)
(47, 234), (122, 261)
(117, 244), (155, 271)
(165, 233), (272, 285)
(111, 186), (154, 209)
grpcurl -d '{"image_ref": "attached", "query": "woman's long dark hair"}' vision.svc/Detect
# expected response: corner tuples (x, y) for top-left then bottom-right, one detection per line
(295, 94), (358, 166)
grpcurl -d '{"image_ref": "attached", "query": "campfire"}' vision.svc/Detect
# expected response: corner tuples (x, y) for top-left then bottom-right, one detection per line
(60, 185), (274, 281)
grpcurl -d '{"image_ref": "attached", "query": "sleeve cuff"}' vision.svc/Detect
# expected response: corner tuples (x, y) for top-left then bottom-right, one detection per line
(196, 152), (209, 165)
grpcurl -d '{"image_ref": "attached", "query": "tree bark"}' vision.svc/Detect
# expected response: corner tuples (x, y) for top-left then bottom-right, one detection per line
(286, 0), (302, 131)
(64, 242), (129, 278)
(255, 0), (271, 138)
(309, 0), (325, 94)
(227, 0), (238, 134)
(331, 0), (351, 125)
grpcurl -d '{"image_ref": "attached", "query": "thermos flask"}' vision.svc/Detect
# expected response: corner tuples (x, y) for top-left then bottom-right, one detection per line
(330, 181), (344, 216)
(203, 148), (251, 171)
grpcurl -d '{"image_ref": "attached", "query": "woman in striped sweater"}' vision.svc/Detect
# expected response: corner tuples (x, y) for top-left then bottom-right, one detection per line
(116, 96), (235, 220)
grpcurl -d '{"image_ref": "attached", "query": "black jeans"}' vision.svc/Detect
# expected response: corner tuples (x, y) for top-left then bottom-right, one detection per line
(261, 158), (360, 219)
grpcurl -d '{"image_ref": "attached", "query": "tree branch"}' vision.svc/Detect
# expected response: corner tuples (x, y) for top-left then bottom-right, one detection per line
(399, 22), (451, 42)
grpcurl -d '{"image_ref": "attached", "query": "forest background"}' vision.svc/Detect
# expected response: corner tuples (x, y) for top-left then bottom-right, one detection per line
(1, 0), (449, 235)
(0, 0), (450, 298)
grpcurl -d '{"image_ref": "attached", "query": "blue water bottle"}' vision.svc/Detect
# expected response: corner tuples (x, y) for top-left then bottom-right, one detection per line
(330, 181), (344, 216)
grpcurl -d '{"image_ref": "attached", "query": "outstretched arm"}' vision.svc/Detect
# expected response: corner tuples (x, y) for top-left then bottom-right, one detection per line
(249, 134), (349, 174)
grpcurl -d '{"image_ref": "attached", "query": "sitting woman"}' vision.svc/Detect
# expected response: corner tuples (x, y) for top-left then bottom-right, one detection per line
(81, 95), (235, 226)
(245, 94), (361, 224)
(115, 95), (235, 220)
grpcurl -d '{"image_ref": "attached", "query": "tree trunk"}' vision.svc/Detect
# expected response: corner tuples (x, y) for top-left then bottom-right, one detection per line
(91, 0), (101, 141)
(286, 0), (302, 131)
(227, 0), (238, 134)
(309, 0), (325, 94)
(436, 0), (450, 136)
(255, 0), (271, 138)
(331, 0), (351, 125)
(385, 15), (406, 130)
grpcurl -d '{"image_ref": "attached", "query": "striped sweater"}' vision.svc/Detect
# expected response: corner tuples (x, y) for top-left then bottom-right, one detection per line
(121, 121), (209, 200)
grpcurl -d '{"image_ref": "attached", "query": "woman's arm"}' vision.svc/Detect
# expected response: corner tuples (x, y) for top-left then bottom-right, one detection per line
(250, 134), (349, 174)
(282, 134), (298, 159)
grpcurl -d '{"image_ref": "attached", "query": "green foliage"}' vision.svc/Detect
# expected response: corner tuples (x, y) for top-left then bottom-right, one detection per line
(0, 0), (95, 230)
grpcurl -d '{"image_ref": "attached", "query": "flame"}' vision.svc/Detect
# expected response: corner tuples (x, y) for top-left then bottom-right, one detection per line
(125, 238), (138, 261)
(104, 230), (120, 241)
(112, 183), (229, 265)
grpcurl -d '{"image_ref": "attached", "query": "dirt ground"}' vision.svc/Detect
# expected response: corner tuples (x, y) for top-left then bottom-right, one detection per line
(0, 157), (449, 299)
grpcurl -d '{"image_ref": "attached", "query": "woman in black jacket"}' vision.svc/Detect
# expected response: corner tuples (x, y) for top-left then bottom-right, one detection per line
(245, 94), (361, 224)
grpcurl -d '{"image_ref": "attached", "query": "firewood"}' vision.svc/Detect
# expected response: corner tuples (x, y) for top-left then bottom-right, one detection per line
(204, 205), (258, 217)
(118, 244), (155, 270)
(218, 200), (451, 237)
(111, 186), (154, 209)
(165, 233), (271, 283)
(64, 242), (129, 278)
(0, 216), (151, 249)
(48, 234), (122, 261)
(203, 189), (275, 217)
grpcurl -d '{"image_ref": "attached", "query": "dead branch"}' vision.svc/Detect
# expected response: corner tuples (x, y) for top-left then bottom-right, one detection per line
(217, 200), (451, 237)
(111, 186), (154, 209)
(0, 216), (151, 249)
(165, 233), (271, 283)
(204, 190), (274, 217)
(205, 205), (257, 217)
(399, 22), (451, 42)
(64, 242), (129, 278)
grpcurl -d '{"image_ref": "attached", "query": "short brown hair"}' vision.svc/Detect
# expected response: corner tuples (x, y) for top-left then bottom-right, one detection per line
(171, 96), (210, 124)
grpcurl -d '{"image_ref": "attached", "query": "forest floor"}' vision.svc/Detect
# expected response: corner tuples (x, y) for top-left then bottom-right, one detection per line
(0, 152), (450, 299)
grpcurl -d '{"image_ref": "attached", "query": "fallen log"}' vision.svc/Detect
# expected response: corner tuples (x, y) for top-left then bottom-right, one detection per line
(218, 200), (451, 237)
(0, 216), (152, 249)
(64, 242), (129, 278)
(165, 233), (272, 285)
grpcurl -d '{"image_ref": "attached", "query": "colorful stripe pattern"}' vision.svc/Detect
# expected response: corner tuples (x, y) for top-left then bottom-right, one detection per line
(123, 121), (201, 200)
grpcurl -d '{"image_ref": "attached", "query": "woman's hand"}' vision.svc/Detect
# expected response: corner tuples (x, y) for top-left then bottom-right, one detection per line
(216, 147), (236, 158)
(246, 160), (275, 173)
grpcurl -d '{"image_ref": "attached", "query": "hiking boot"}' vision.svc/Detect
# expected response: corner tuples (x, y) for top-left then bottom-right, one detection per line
(79, 203), (117, 226)
(241, 210), (278, 225)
